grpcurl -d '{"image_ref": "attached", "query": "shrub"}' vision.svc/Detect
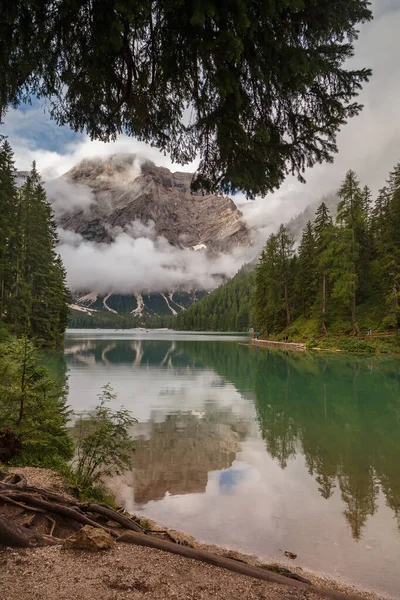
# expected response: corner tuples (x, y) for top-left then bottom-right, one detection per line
(70, 384), (137, 495)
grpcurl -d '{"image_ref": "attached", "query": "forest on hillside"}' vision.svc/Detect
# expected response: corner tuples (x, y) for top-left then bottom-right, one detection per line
(254, 165), (400, 338)
(176, 162), (400, 341)
(175, 266), (255, 332)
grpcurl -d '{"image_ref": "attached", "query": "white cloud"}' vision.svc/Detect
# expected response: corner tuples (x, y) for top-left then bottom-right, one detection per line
(11, 134), (199, 182)
(45, 178), (95, 218)
(58, 229), (256, 294)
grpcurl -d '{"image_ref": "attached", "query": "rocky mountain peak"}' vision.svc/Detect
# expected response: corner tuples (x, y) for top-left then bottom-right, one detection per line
(58, 153), (251, 252)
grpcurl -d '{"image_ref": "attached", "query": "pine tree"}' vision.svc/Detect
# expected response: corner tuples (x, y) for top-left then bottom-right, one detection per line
(0, 157), (70, 344)
(314, 202), (333, 333)
(362, 186), (373, 230)
(276, 225), (295, 329)
(334, 170), (366, 335)
(378, 163), (400, 327)
(297, 221), (317, 319)
(0, 138), (17, 322)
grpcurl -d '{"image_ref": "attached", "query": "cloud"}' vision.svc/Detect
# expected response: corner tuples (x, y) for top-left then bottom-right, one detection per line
(45, 179), (95, 218)
(1, 100), (83, 153)
(8, 133), (199, 182)
(57, 228), (256, 294)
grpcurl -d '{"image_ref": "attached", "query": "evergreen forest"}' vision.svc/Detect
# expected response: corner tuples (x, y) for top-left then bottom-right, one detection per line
(0, 138), (69, 346)
(175, 266), (254, 332)
(0, 137), (73, 473)
(176, 163), (400, 347)
(254, 166), (400, 339)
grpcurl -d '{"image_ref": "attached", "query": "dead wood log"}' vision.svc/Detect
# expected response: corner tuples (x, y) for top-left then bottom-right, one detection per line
(81, 503), (143, 533)
(3, 493), (119, 537)
(0, 513), (57, 548)
(117, 532), (368, 600)
(0, 471), (26, 488)
(0, 481), (144, 537)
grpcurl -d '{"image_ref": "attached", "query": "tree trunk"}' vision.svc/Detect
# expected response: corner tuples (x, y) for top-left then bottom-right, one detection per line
(17, 338), (28, 425)
(351, 295), (360, 336)
(321, 270), (327, 334)
(0, 513), (45, 547)
(284, 284), (290, 328)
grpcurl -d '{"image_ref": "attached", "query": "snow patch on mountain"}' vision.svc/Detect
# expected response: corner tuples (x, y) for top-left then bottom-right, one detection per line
(131, 292), (144, 316)
(103, 293), (118, 314)
(161, 293), (178, 316)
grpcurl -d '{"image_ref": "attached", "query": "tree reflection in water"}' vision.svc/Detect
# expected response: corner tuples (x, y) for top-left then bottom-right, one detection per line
(183, 341), (400, 541)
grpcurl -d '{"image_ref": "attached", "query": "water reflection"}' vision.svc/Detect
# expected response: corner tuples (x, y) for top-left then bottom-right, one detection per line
(62, 333), (400, 596)
(187, 342), (400, 541)
(133, 409), (250, 504)
(63, 336), (400, 542)
(64, 338), (203, 369)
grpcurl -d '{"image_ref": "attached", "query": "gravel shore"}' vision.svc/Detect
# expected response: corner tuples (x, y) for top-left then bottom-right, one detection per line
(0, 542), (386, 600)
(1, 467), (389, 600)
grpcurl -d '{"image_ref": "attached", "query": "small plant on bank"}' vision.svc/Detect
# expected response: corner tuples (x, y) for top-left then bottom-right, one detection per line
(71, 384), (137, 497)
(306, 338), (318, 349)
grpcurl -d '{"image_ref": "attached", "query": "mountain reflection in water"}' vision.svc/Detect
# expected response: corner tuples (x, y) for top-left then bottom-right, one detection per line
(61, 332), (400, 597)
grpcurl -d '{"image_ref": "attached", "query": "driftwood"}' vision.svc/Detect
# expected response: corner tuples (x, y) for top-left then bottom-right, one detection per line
(81, 503), (142, 533)
(0, 514), (59, 547)
(0, 472), (370, 600)
(0, 470), (145, 547)
(118, 532), (369, 600)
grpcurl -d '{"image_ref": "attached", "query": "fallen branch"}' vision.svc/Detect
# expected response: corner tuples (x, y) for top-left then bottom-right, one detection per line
(44, 515), (57, 537)
(0, 496), (47, 513)
(3, 493), (119, 537)
(117, 532), (368, 600)
(0, 513), (55, 548)
(81, 503), (143, 533)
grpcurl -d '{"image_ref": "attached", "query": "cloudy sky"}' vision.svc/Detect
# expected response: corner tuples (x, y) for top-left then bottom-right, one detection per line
(1, 1), (400, 292)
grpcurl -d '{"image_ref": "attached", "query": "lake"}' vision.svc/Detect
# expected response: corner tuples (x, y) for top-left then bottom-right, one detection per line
(63, 330), (400, 597)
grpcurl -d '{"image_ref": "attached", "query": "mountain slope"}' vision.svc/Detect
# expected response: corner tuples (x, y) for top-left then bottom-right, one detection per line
(174, 265), (255, 332)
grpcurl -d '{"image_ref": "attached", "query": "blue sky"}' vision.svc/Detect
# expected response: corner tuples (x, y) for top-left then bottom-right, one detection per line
(2, 98), (83, 154)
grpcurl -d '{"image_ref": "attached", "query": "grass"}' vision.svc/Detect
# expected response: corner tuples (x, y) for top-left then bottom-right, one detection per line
(260, 310), (400, 354)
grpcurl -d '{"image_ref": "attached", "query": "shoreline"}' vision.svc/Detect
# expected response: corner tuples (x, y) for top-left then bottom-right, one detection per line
(2, 467), (392, 600)
(248, 338), (400, 355)
(248, 339), (307, 351)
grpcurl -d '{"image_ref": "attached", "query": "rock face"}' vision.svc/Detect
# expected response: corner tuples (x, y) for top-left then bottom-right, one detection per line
(64, 526), (115, 551)
(59, 154), (251, 253)
(71, 289), (207, 318)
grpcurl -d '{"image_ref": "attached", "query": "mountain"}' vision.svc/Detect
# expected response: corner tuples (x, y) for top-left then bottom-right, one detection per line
(59, 154), (250, 251)
(51, 154), (252, 325)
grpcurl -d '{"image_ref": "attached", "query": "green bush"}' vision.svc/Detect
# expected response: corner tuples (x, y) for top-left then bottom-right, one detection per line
(70, 384), (137, 497)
